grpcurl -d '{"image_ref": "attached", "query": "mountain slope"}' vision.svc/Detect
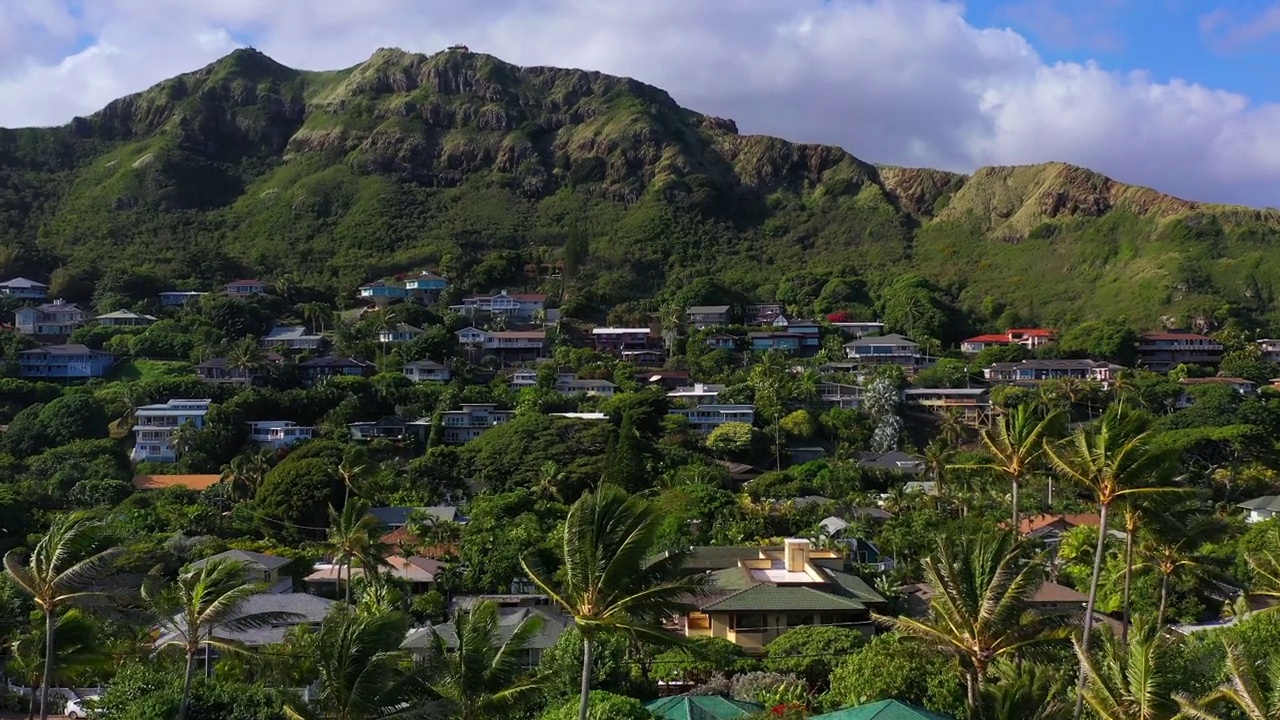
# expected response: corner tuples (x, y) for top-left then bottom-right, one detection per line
(3, 47), (1280, 333)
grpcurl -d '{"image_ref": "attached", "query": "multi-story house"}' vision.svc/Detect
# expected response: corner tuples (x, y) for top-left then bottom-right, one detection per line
(686, 305), (732, 329)
(297, 357), (376, 386)
(510, 369), (616, 396)
(1136, 331), (1223, 372)
(1175, 376), (1257, 408)
(843, 334), (928, 369)
(378, 323), (425, 344)
(18, 344), (117, 380)
(357, 280), (409, 305)
(961, 328), (1057, 354)
(131, 399), (212, 463)
(621, 349), (665, 366)
(830, 321), (885, 339)
(745, 302), (785, 326)
(260, 326), (325, 351)
(451, 290), (546, 322)
(349, 416), (412, 442)
(902, 387), (993, 426)
(1259, 338), (1280, 364)
(748, 332), (803, 353)
(403, 271), (449, 300)
(96, 309), (157, 327)
(705, 333), (739, 351)
(591, 327), (653, 353)
(667, 383), (727, 403)
(224, 279), (267, 298)
(428, 404), (517, 444)
(158, 290), (207, 307)
(455, 327), (546, 362)
(0, 277), (49, 300)
(668, 403), (755, 434)
(403, 359), (451, 382)
(984, 359), (1123, 385)
(247, 421), (315, 450)
(195, 353), (282, 386)
(14, 299), (90, 338)
(819, 382), (862, 410)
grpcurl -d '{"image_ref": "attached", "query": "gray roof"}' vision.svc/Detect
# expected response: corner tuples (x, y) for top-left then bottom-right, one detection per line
(987, 359), (1121, 371)
(687, 305), (731, 314)
(95, 309), (157, 321)
(844, 333), (916, 347)
(0, 277), (48, 289)
(188, 549), (292, 572)
(19, 344), (112, 357)
(1239, 496), (1280, 512)
(402, 606), (572, 651)
(154, 592), (334, 647)
(262, 326), (322, 341)
(792, 495), (837, 508)
(369, 506), (462, 527)
(404, 359), (446, 370)
(858, 451), (925, 474)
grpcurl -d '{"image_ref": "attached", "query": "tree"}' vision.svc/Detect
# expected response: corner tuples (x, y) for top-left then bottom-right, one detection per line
(826, 633), (966, 719)
(9, 609), (108, 714)
(3, 513), (123, 720)
(538, 691), (652, 720)
(958, 405), (1063, 531)
(225, 338), (268, 378)
(93, 661), (290, 720)
(521, 485), (708, 720)
(1074, 621), (1179, 720)
(218, 451), (272, 504)
(601, 412), (647, 492)
(1176, 640), (1280, 720)
(1134, 536), (1217, 626)
(255, 458), (343, 543)
(146, 559), (303, 720)
(326, 500), (390, 605)
(979, 661), (1072, 720)
(705, 422), (756, 460)
(763, 626), (865, 689)
(876, 532), (1071, 714)
(420, 600), (545, 720)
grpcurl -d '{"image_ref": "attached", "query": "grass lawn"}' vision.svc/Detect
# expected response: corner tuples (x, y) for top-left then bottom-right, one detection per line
(107, 358), (194, 383)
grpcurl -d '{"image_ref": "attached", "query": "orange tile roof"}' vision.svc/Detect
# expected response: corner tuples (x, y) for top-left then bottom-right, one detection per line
(963, 334), (1011, 343)
(133, 474), (221, 491)
(1018, 513), (1101, 535)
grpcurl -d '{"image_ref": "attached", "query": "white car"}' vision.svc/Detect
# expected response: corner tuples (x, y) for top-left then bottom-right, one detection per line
(64, 695), (98, 719)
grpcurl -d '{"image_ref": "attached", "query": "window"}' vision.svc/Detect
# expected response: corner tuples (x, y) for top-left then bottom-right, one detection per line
(785, 613), (814, 628)
(732, 614), (765, 631)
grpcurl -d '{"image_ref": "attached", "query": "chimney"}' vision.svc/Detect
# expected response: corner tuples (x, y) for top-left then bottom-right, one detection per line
(784, 538), (811, 573)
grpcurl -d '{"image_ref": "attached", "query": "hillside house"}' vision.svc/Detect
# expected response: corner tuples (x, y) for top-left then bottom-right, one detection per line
(857, 450), (925, 475)
(902, 387), (993, 426)
(817, 518), (896, 572)
(189, 550), (293, 594)
(705, 333), (739, 351)
(984, 359), (1122, 385)
(358, 280), (408, 304)
(224, 279), (267, 297)
(0, 277), (48, 300)
(591, 327), (653, 352)
(960, 328), (1057, 354)
(154, 593), (334, 652)
(667, 383), (727, 403)
(831, 321), (886, 339)
(843, 333), (928, 370)
(14, 299), (89, 337)
(307, 555), (442, 595)
(378, 323), (425, 344)
(1238, 496), (1280, 524)
(668, 403), (755, 434)
(1177, 376), (1257, 408)
(749, 332), (803, 353)
(95, 309), (157, 327)
(455, 327), (546, 362)
(348, 416), (411, 442)
(819, 382), (862, 410)
(297, 357), (376, 386)
(745, 302), (785, 326)
(195, 353), (282, 386)
(159, 290), (207, 307)
(132, 399), (211, 463)
(18, 344), (116, 380)
(451, 290), (546, 322)
(403, 359), (451, 382)
(622, 349), (665, 365)
(247, 421), (315, 450)
(686, 305), (733, 329)
(260, 326), (325, 351)
(428, 404), (517, 443)
(403, 271), (449, 299)
(402, 606), (571, 669)
(1136, 331), (1223, 372)
(369, 506), (466, 530)
(1259, 338), (1280, 363)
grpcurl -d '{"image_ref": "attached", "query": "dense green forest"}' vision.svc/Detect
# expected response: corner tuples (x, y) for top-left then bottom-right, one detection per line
(5, 48), (1280, 335)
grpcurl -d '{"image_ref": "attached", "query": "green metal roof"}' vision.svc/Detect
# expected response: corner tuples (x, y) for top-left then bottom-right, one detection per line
(645, 695), (765, 720)
(811, 699), (955, 720)
(823, 568), (889, 605)
(701, 584), (867, 612)
(678, 546), (772, 572)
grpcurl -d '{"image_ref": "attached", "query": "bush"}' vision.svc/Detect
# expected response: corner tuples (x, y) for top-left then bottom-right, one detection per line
(764, 626), (866, 688)
(93, 660), (289, 720)
(653, 637), (758, 683)
(538, 690), (653, 720)
(824, 633), (965, 718)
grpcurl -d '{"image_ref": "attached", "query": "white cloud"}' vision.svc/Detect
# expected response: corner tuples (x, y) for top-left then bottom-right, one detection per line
(0, 0), (1276, 206)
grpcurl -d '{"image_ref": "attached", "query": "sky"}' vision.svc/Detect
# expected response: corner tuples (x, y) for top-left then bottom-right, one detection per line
(2, 0), (1280, 207)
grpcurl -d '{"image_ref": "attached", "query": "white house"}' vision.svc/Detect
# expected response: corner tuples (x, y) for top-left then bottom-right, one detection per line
(247, 421), (315, 450)
(132, 399), (212, 463)
(96, 309), (157, 327)
(1238, 496), (1280, 524)
(668, 404), (755, 434)
(225, 279), (267, 297)
(451, 290), (546, 322)
(378, 323), (425, 344)
(667, 383), (726, 403)
(403, 360), (451, 382)
(0, 277), (48, 300)
(260, 326), (325, 351)
(427, 404), (517, 444)
(14, 299), (90, 337)
(455, 327), (546, 361)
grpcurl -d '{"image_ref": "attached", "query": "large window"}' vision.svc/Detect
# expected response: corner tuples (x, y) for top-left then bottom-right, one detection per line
(732, 614), (766, 631)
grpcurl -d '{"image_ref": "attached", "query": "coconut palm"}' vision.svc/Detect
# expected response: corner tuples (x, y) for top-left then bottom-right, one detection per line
(146, 559), (304, 720)
(1074, 621), (1180, 720)
(226, 337), (268, 380)
(218, 451), (272, 503)
(420, 600), (546, 720)
(170, 420), (201, 460)
(1246, 545), (1280, 610)
(957, 405), (1065, 531)
(1176, 640), (1280, 720)
(979, 661), (1072, 720)
(521, 485), (709, 720)
(1046, 409), (1178, 720)
(300, 302), (332, 335)
(3, 513), (123, 720)
(338, 460), (368, 507)
(327, 501), (391, 605)
(9, 610), (109, 720)
(876, 532), (1073, 714)
(533, 461), (566, 505)
(938, 408), (968, 447)
(1116, 501), (1146, 645)
(659, 303), (683, 357)
(1134, 535), (1219, 627)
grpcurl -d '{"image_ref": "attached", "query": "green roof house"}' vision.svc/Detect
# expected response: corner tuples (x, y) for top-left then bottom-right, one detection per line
(811, 699), (954, 720)
(645, 695), (764, 720)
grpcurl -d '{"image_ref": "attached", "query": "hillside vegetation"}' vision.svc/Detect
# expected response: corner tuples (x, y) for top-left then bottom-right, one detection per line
(4, 47), (1280, 334)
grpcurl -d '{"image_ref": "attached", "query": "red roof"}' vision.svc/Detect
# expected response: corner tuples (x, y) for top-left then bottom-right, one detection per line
(963, 334), (1011, 344)
(509, 293), (546, 302)
(226, 279), (264, 285)
(1019, 513), (1101, 535)
(492, 330), (546, 339)
(1008, 328), (1057, 337)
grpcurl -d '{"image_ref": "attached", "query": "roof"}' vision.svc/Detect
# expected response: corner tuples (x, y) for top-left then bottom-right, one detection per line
(227, 279), (265, 286)
(1033, 581), (1089, 604)
(155, 593), (334, 648)
(987, 359), (1119, 370)
(857, 450), (925, 473)
(369, 506), (462, 527)
(491, 330), (546, 339)
(19, 344), (112, 357)
(1141, 331), (1215, 341)
(1019, 513), (1102, 535)
(687, 305), (732, 314)
(306, 555), (442, 584)
(672, 546), (769, 573)
(402, 606), (571, 651)
(645, 696), (765, 720)
(404, 359), (446, 369)
(0, 277), (48, 289)
(189, 549), (292, 572)
(1238, 495), (1280, 512)
(1179, 377), (1253, 385)
(701, 584), (866, 612)
(962, 334), (1011, 343)
(902, 387), (989, 397)
(508, 293), (546, 301)
(591, 327), (652, 335)
(844, 333), (917, 347)
(811, 699), (955, 720)
(1007, 328), (1056, 336)
(133, 474), (220, 491)
(262, 326), (322, 341)
(25, 301), (85, 313)
(298, 357), (374, 368)
(95, 309), (156, 321)
(382, 323), (424, 334)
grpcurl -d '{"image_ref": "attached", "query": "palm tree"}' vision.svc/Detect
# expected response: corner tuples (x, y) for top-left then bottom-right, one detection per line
(1245, 544), (1280, 610)
(287, 609), (424, 720)
(10, 610), (108, 720)
(1110, 370), (1140, 412)
(938, 408), (967, 447)
(876, 532), (1072, 714)
(1046, 410), (1177, 720)
(326, 501), (390, 605)
(1176, 640), (1280, 720)
(1116, 501), (1146, 645)
(3, 513), (123, 720)
(1134, 536), (1217, 626)
(338, 460), (368, 507)
(170, 420), (201, 460)
(957, 405), (1064, 531)
(226, 337), (268, 380)
(659, 303), (683, 357)
(533, 461), (566, 505)
(146, 559), (304, 720)
(218, 451), (272, 503)
(421, 600), (545, 720)
(979, 661), (1072, 720)
(1074, 621), (1179, 720)
(521, 485), (709, 720)
(300, 302), (332, 335)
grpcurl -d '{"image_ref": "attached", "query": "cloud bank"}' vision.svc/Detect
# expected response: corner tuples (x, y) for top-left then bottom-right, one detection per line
(1, 0), (1277, 207)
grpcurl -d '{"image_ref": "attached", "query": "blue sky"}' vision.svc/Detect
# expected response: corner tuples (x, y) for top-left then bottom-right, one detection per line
(1, 0), (1280, 207)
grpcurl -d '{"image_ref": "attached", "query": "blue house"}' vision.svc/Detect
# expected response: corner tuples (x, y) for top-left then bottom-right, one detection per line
(749, 331), (803, 353)
(19, 344), (117, 380)
(705, 333), (739, 351)
(404, 272), (449, 297)
(358, 280), (408, 303)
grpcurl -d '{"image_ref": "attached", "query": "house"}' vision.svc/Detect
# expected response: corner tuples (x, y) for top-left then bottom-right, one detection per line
(369, 506), (466, 530)
(857, 450), (925, 475)
(669, 404), (755, 434)
(819, 382), (862, 410)
(745, 302), (786, 326)
(591, 327), (654, 352)
(960, 328), (1057, 354)
(674, 539), (887, 652)
(510, 368), (570, 390)
(1176, 377), (1257, 408)
(668, 383), (727, 402)
(451, 290), (546, 322)
(154, 593), (334, 650)
(622, 349), (665, 366)
(455, 327), (547, 362)
(402, 606), (572, 669)
(1238, 496), (1280, 524)
(297, 357), (376, 386)
(818, 518), (894, 572)
(224, 279), (267, 297)
(260, 326), (325, 351)
(247, 421), (315, 450)
(189, 550), (293, 594)
(843, 334), (929, 370)
(1136, 331), (1223, 372)
(0, 277), (48, 300)
(637, 369), (691, 389)
(403, 271), (449, 299)
(306, 555), (443, 594)
(646, 696), (764, 720)
(1259, 339), (1280, 364)
(831, 321), (886, 339)
(809, 699), (953, 720)
(705, 333), (740, 351)
(428, 404), (517, 443)
(195, 353), (282, 386)
(902, 387), (994, 426)
(686, 305), (733, 329)
(748, 332), (803, 353)
(377, 323), (425, 344)
(18, 344), (116, 380)
(14, 300), (90, 337)
(357, 280), (408, 304)
(789, 446), (827, 464)
(403, 359), (451, 382)
(132, 474), (221, 491)
(159, 290), (207, 307)
(984, 359), (1122, 385)
(349, 415), (410, 441)
(959, 333), (1014, 354)
(131, 399), (211, 463)
(556, 376), (617, 396)
(900, 579), (1095, 628)
(95, 309), (157, 327)
(1017, 513), (1125, 545)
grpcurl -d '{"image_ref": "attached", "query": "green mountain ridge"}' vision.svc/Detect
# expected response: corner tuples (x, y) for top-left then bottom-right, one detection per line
(3, 46), (1280, 334)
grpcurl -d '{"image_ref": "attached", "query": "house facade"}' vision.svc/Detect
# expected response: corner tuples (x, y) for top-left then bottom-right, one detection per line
(248, 421), (315, 450)
(348, 416), (411, 441)
(843, 334), (927, 369)
(984, 359), (1122, 385)
(189, 550), (293, 594)
(132, 399), (212, 463)
(403, 359), (451, 382)
(902, 387), (993, 426)
(225, 279), (267, 297)
(451, 290), (546, 321)
(404, 271), (449, 299)
(744, 303), (785, 326)
(159, 290), (207, 307)
(195, 354), (281, 386)
(96, 309), (157, 327)
(298, 357), (376, 386)
(455, 327), (547, 361)
(961, 328), (1057, 354)
(591, 327), (653, 352)
(819, 382), (862, 410)
(377, 323), (425, 344)
(1238, 496), (1280, 524)
(18, 344), (116, 380)
(14, 300), (90, 337)
(749, 332), (803, 353)
(1259, 338), (1280, 364)
(260, 326), (325, 351)
(358, 280), (409, 304)
(0, 277), (48, 300)
(831, 321), (886, 339)
(668, 403), (755, 434)
(1136, 331), (1223, 372)
(430, 404), (517, 443)
(705, 333), (739, 351)
(686, 305), (732, 329)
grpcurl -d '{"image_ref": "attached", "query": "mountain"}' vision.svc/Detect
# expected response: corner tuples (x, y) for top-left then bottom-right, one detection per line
(4, 46), (1280, 333)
